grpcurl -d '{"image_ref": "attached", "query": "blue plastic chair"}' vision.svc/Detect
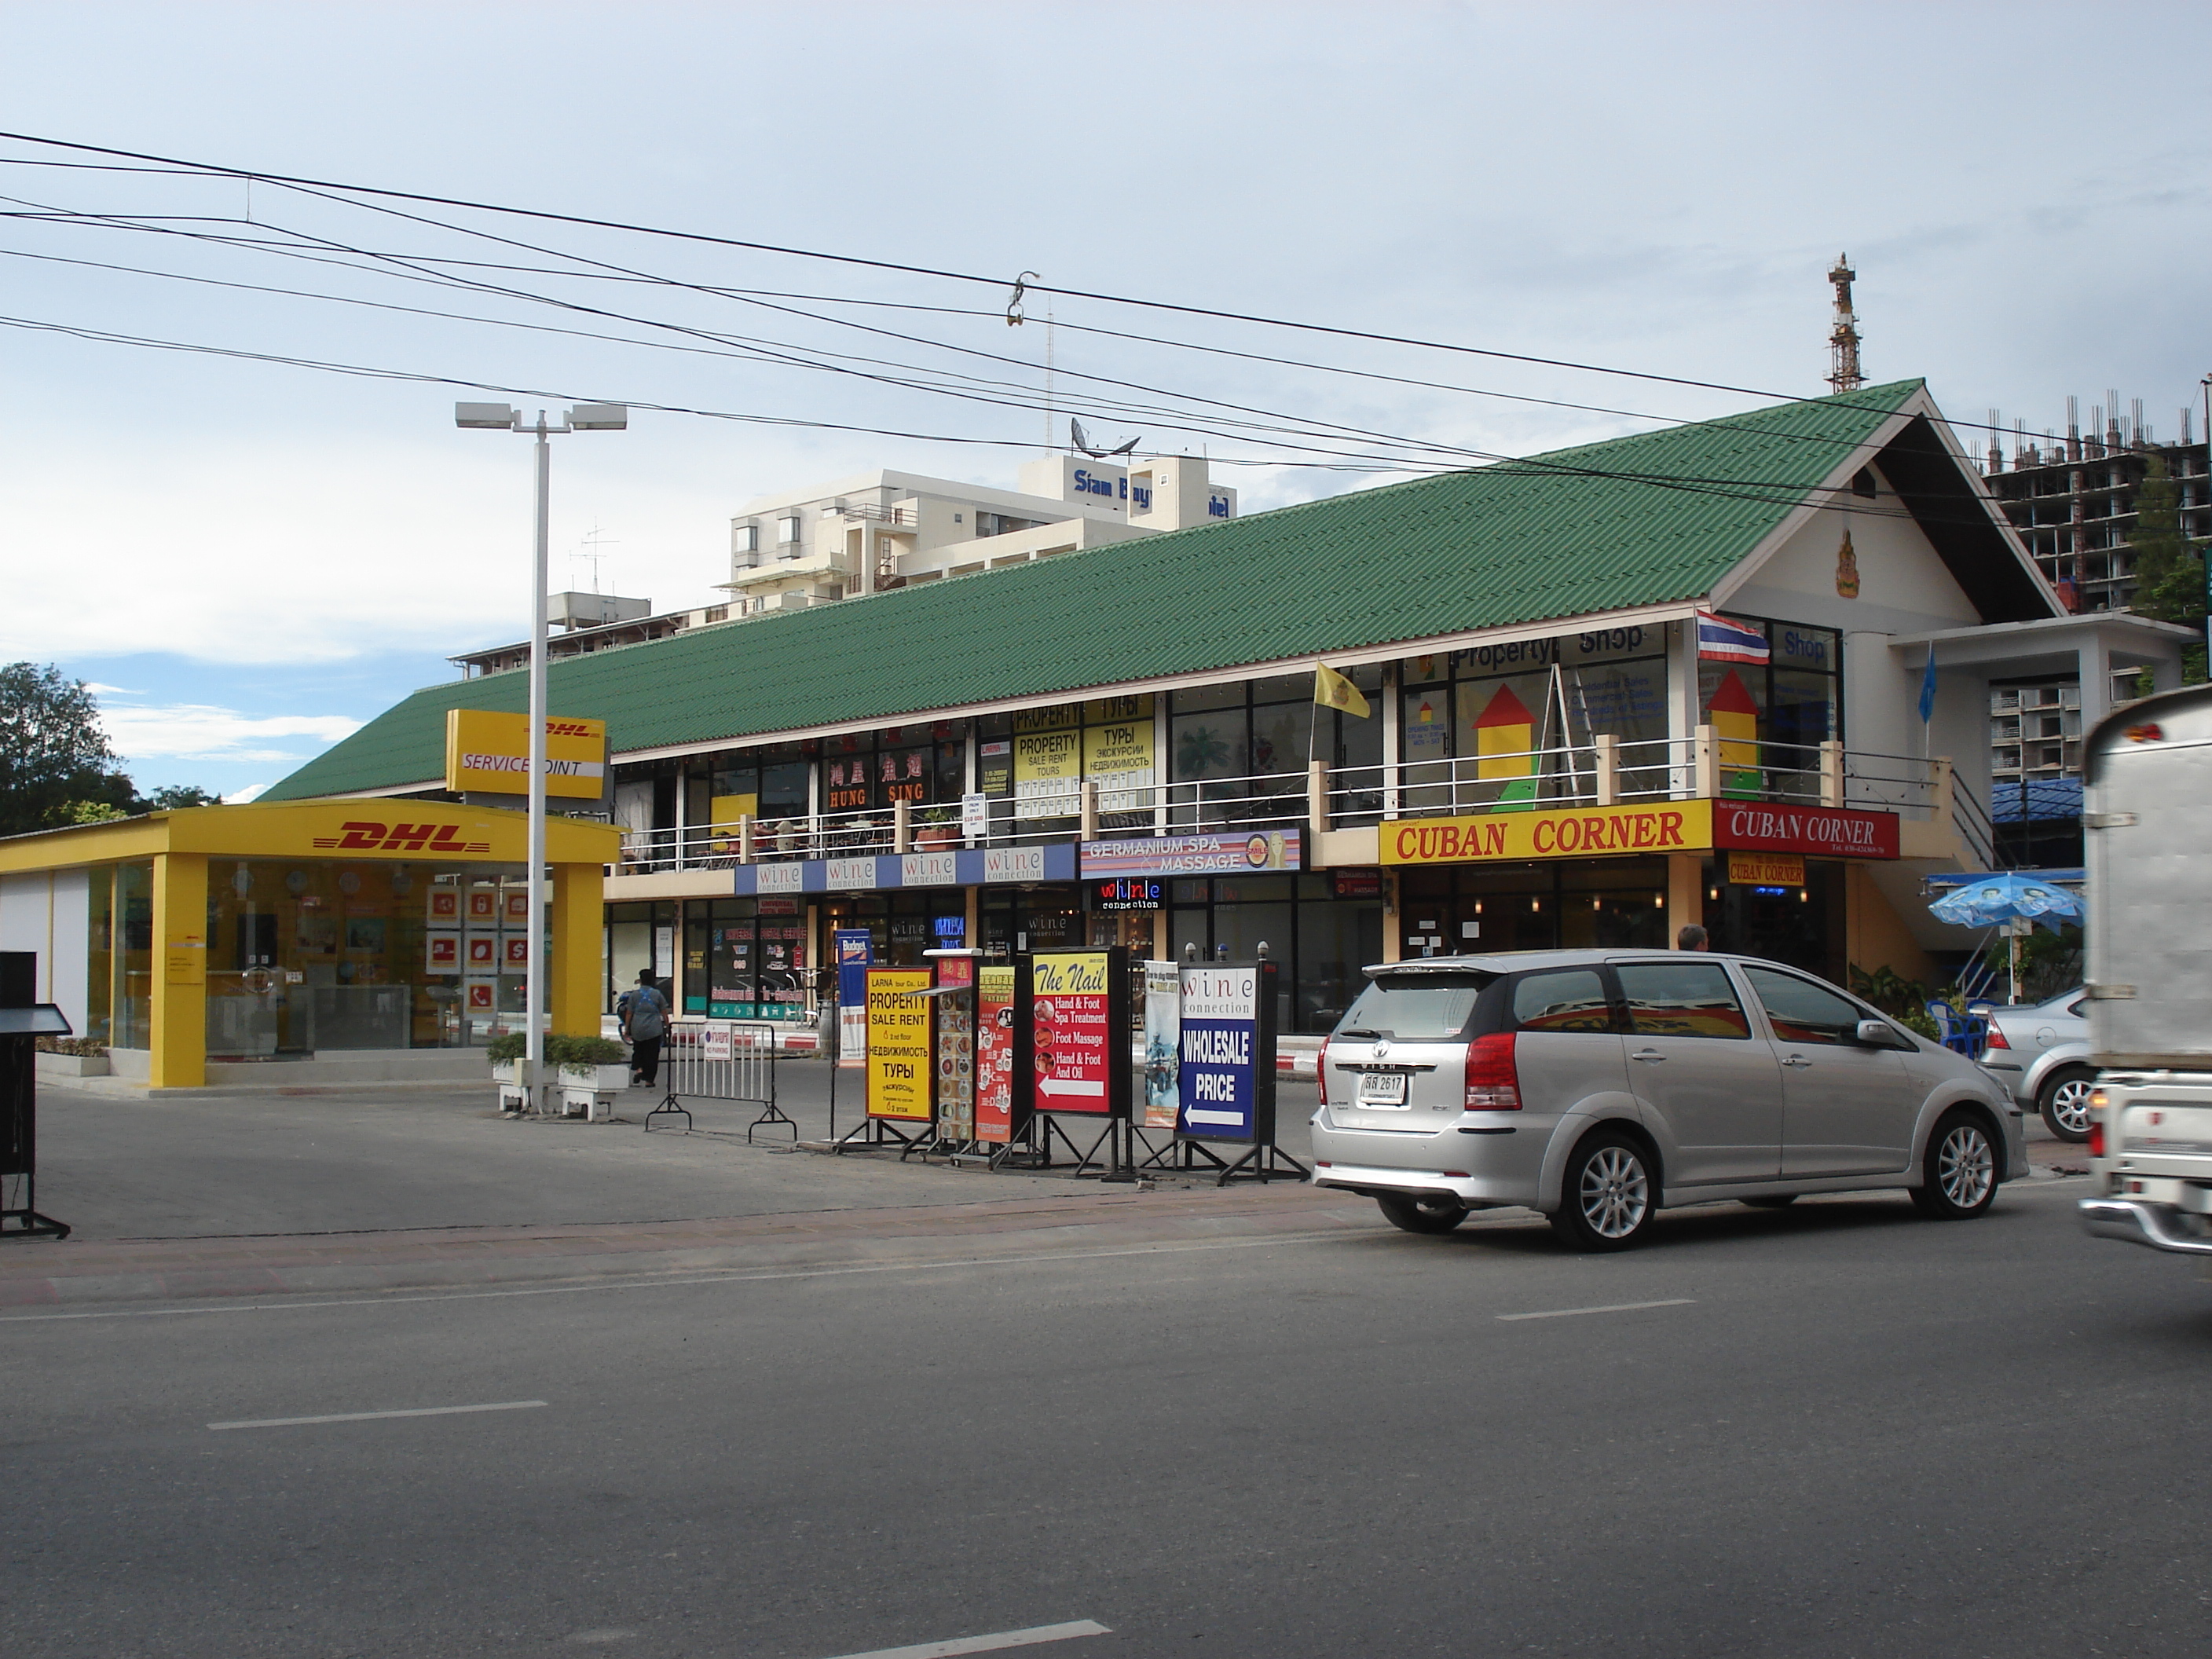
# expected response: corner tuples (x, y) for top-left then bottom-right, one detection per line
(1925, 999), (1982, 1057)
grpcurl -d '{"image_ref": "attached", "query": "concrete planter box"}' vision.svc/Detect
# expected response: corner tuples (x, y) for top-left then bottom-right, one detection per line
(490, 1060), (522, 1086)
(560, 1085), (619, 1122)
(35, 1052), (110, 1079)
(559, 1062), (632, 1093)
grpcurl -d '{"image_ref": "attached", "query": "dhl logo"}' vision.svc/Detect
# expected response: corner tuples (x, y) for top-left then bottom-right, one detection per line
(544, 720), (598, 738)
(311, 821), (493, 854)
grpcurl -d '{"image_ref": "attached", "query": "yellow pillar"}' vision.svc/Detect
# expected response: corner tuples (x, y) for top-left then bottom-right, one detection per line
(1667, 853), (1704, 944)
(550, 861), (605, 1037)
(148, 851), (208, 1090)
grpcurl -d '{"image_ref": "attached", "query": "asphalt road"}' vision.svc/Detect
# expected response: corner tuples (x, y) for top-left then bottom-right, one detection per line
(5, 1173), (2207, 1659)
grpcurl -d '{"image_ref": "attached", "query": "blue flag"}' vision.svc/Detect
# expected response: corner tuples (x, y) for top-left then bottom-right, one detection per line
(1918, 643), (1938, 724)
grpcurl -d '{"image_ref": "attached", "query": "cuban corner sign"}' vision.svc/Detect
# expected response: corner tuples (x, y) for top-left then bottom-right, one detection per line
(1176, 960), (1278, 1144)
(973, 965), (1021, 1144)
(1024, 947), (1127, 1118)
(445, 709), (608, 800)
(865, 966), (934, 1122)
(1141, 960), (1181, 1130)
(1380, 800), (1899, 866)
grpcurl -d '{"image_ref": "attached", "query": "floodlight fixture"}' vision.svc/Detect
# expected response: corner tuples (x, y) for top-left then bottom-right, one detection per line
(455, 401), (521, 430)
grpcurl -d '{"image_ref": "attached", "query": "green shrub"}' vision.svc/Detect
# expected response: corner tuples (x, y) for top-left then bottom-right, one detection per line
(548, 1035), (629, 1067)
(35, 1035), (108, 1058)
(485, 1031), (628, 1067)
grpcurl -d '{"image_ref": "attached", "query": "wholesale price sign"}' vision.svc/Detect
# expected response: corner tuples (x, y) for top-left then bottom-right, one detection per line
(865, 967), (935, 1122)
(1027, 949), (1124, 1117)
(1177, 961), (1278, 1144)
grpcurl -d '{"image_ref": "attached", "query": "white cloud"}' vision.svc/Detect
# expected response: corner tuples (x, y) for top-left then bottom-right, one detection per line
(222, 783), (273, 804)
(82, 681), (145, 696)
(99, 702), (364, 766)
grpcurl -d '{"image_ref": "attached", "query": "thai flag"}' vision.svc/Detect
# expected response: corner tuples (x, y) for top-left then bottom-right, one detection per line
(1696, 610), (1769, 665)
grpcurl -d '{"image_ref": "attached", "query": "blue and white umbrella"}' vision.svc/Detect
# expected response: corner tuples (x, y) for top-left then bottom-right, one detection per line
(1928, 872), (2083, 932)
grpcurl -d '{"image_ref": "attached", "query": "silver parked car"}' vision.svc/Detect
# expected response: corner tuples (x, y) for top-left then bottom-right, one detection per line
(1312, 950), (2027, 1251)
(1976, 989), (2093, 1141)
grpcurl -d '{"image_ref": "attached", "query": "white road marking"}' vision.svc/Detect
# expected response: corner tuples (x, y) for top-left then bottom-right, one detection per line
(819, 1621), (1110, 1659)
(208, 1399), (548, 1430)
(0, 1228), (1372, 1324)
(1496, 1298), (1696, 1322)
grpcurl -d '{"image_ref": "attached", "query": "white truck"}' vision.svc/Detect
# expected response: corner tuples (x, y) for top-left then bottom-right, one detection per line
(2076, 682), (2212, 1261)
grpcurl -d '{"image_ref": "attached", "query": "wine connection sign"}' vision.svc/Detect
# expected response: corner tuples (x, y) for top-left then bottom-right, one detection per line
(1174, 961), (1279, 1144)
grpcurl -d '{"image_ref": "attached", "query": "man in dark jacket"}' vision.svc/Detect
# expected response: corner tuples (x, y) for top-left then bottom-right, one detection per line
(617, 970), (671, 1087)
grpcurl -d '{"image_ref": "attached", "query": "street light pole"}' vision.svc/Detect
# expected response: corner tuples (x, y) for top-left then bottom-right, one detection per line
(456, 401), (626, 1114)
(528, 413), (551, 1113)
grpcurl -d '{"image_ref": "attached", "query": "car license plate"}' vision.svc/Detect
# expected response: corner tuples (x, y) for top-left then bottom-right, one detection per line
(1357, 1071), (1408, 1107)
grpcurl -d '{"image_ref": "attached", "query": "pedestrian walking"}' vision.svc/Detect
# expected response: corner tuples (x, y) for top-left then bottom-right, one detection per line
(617, 970), (670, 1087)
(1675, 924), (1708, 951)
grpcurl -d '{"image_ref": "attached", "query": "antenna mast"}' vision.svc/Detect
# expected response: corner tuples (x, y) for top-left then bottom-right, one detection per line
(1826, 254), (1863, 394)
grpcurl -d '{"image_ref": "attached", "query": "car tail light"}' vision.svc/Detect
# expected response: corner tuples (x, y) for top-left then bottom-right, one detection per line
(1317, 1036), (1331, 1106)
(2089, 1121), (2104, 1158)
(1464, 1032), (1521, 1110)
(1982, 1025), (2009, 1049)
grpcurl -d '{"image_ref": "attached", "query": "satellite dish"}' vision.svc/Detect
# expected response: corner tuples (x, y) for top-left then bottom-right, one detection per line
(1070, 418), (1140, 459)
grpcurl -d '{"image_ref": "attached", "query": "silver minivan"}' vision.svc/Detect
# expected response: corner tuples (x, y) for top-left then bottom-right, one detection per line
(1312, 950), (2026, 1250)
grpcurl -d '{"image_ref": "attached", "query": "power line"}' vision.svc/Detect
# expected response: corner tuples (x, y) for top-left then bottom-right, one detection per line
(0, 132), (2016, 441)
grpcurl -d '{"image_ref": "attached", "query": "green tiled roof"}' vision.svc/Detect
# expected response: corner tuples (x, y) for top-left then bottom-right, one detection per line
(267, 379), (1929, 800)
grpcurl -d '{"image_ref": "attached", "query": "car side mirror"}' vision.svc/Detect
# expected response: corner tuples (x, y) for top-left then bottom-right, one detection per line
(1856, 1018), (1910, 1049)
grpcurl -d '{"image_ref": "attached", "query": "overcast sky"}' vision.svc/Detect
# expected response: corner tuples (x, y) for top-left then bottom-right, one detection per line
(3, 1), (2206, 800)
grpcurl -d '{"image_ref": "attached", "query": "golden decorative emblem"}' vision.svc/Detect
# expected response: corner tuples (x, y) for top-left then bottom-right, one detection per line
(1835, 529), (1861, 599)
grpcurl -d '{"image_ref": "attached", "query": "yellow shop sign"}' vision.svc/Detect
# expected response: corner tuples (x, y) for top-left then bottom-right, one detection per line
(1381, 801), (1717, 866)
(445, 709), (608, 799)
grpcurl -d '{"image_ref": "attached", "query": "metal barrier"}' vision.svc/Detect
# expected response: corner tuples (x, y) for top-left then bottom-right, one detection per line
(645, 1021), (791, 1141)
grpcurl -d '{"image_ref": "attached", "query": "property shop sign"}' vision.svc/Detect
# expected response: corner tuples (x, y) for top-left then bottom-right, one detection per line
(865, 966), (934, 1122)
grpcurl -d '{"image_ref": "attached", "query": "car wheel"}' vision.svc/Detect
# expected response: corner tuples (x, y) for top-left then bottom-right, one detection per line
(1910, 1110), (2000, 1219)
(1375, 1194), (1468, 1235)
(1549, 1132), (1656, 1252)
(2038, 1067), (2097, 1143)
(1742, 1194), (1798, 1208)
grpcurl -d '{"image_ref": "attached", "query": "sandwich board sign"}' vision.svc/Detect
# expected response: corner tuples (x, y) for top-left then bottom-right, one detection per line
(1177, 959), (1277, 1145)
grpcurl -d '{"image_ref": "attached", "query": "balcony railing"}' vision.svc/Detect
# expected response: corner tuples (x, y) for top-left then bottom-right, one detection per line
(614, 732), (1990, 876)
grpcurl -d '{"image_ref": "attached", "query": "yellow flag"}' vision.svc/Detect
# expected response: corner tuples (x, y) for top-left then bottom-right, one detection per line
(1313, 663), (1372, 719)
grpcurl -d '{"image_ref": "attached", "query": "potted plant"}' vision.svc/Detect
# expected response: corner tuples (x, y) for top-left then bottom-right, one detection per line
(485, 1030), (526, 1083)
(914, 805), (960, 849)
(540, 1033), (629, 1119)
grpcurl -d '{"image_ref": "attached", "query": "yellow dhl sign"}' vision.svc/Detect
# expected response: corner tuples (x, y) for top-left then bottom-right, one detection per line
(445, 709), (608, 799)
(1382, 801), (1717, 866)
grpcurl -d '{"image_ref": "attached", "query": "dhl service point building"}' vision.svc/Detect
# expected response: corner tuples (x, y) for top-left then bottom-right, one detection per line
(0, 800), (619, 1091)
(256, 380), (2192, 1037)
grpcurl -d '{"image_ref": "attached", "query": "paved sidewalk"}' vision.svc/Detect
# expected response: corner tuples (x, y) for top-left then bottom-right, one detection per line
(0, 1181), (1368, 1309)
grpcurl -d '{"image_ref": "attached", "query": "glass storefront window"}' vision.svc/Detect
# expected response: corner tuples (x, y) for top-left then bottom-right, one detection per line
(196, 860), (533, 1057)
(113, 861), (152, 1049)
(86, 867), (114, 1046)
